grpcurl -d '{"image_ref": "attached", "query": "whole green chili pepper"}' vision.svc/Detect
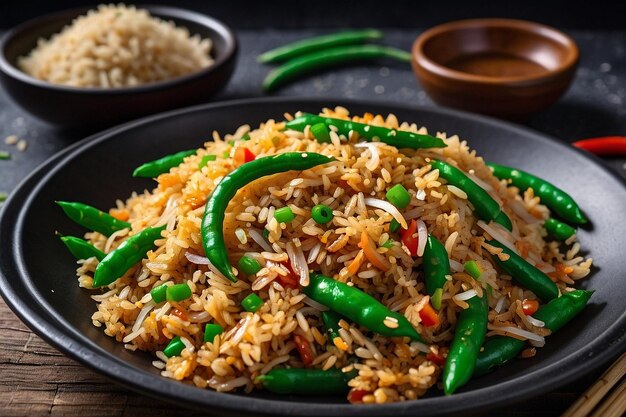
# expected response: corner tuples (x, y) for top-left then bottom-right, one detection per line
(57, 201), (130, 237)
(263, 45), (413, 92)
(60, 235), (106, 261)
(321, 310), (344, 346)
(132, 149), (196, 178)
(443, 291), (489, 395)
(544, 217), (577, 241)
(92, 224), (166, 287)
(302, 274), (424, 341)
(487, 163), (587, 225)
(423, 234), (450, 305)
(201, 152), (334, 282)
(258, 29), (384, 63)
(487, 238), (559, 302)
(256, 368), (357, 395)
(285, 113), (446, 149)
(429, 160), (512, 231)
(474, 290), (593, 376)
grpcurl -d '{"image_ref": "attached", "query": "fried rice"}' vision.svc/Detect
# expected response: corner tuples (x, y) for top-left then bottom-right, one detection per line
(74, 107), (592, 403)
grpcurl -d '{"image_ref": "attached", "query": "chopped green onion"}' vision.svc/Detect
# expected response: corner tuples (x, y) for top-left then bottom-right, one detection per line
(222, 150), (230, 158)
(166, 283), (192, 302)
(262, 228), (270, 240)
(150, 284), (168, 303)
(0, 151), (10, 160)
(198, 154), (217, 169)
(163, 336), (185, 357)
(311, 123), (331, 143)
(238, 256), (262, 275)
(274, 206), (295, 223)
(431, 288), (443, 310)
(0, 192), (7, 202)
(241, 133), (251, 141)
(389, 218), (401, 233)
(464, 260), (482, 279)
(381, 239), (395, 249)
(241, 293), (263, 312)
(311, 204), (333, 224)
(203, 323), (224, 343)
(386, 184), (411, 209)
(228, 140), (235, 146)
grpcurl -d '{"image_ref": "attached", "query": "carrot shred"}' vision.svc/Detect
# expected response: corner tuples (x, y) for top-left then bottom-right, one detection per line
(109, 208), (129, 222)
(347, 250), (365, 276)
(419, 302), (440, 327)
(359, 231), (391, 272)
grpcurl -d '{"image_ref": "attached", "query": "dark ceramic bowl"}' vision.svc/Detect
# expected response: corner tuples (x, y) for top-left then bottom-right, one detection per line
(0, 5), (237, 130)
(412, 19), (578, 120)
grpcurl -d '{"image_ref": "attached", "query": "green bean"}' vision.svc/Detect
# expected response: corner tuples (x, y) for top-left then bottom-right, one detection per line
(92, 225), (165, 287)
(132, 149), (196, 178)
(57, 201), (130, 237)
(544, 217), (577, 241)
(443, 291), (489, 395)
(474, 290), (593, 376)
(302, 274), (424, 341)
(256, 368), (357, 395)
(488, 238), (559, 302)
(263, 45), (413, 92)
(488, 163), (587, 225)
(423, 234), (450, 306)
(60, 235), (106, 261)
(430, 160), (512, 230)
(201, 152), (334, 282)
(258, 29), (384, 63)
(285, 113), (446, 149)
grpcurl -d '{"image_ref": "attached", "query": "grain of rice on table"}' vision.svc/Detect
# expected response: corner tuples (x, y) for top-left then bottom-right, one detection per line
(76, 107), (592, 403)
(19, 4), (213, 88)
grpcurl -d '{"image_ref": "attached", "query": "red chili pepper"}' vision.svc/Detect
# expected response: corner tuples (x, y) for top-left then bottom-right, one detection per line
(293, 334), (314, 366)
(522, 299), (539, 316)
(400, 219), (419, 256)
(171, 307), (189, 321)
(419, 302), (440, 327)
(234, 147), (256, 165)
(426, 351), (446, 367)
(572, 136), (626, 156)
(347, 388), (370, 403)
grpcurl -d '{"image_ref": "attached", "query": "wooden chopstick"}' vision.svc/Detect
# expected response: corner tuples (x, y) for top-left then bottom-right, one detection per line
(561, 352), (626, 417)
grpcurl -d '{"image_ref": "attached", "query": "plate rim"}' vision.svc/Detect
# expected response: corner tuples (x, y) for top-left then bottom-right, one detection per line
(1, 97), (625, 416)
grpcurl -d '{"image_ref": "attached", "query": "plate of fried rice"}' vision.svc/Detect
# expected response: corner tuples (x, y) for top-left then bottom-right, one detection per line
(1, 98), (625, 416)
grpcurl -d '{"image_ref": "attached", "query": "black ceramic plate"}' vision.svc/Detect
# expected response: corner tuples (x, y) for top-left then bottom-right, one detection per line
(1, 98), (625, 416)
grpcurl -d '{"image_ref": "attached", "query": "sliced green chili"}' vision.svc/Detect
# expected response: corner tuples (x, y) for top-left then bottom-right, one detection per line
(488, 238), (559, 302)
(488, 163), (587, 225)
(57, 201), (131, 237)
(263, 45), (412, 92)
(443, 291), (489, 395)
(256, 368), (357, 394)
(311, 123), (331, 143)
(201, 152), (334, 282)
(302, 274), (424, 341)
(92, 225), (165, 287)
(464, 260), (482, 280)
(274, 206), (295, 223)
(423, 234), (450, 305)
(0, 151), (10, 160)
(311, 204), (333, 224)
(198, 154), (217, 169)
(386, 184), (411, 209)
(163, 336), (185, 358)
(242, 293), (264, 312)
(258, 29), (384, 63)
(150, 284), (168, 304)
(203, 323), (224, 343)
(285, 113), (446, 149)
(60, 235), (106, 261)
(474, 290), (593, 376)
(132, 149), (196, 178)
(544, 217), (577, 241)
(381, 239), (395, 249)
(429, 160), (512, 231)
(431, 288), (443, 310)
(238, 256), (262, 275)
(0, 192), (6, 202)
(166, 283), (192, 302)
(389, 218), (401, 233)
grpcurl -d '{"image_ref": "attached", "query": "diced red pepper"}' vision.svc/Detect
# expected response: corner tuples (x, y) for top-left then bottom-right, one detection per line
(522, 299), (539, 316)
(419, 302), (440, 327)
(400, 219), (419, 257)
(572, 136), (626, 156)
(426, 351), (446, 367)
(293, 334), (314, 366)
(347, 389), (370, 404)
(234, 147), (256, 165)
(277, 261), (299, 288)
(171, 307), (189, 321)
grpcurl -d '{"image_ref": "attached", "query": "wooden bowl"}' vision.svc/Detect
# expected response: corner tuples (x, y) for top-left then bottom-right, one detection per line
(412, 19), (579, 120)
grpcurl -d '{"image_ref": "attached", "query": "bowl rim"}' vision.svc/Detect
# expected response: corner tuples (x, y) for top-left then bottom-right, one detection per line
(0, 4), (237, 94)
(412, 18), (579, 86)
